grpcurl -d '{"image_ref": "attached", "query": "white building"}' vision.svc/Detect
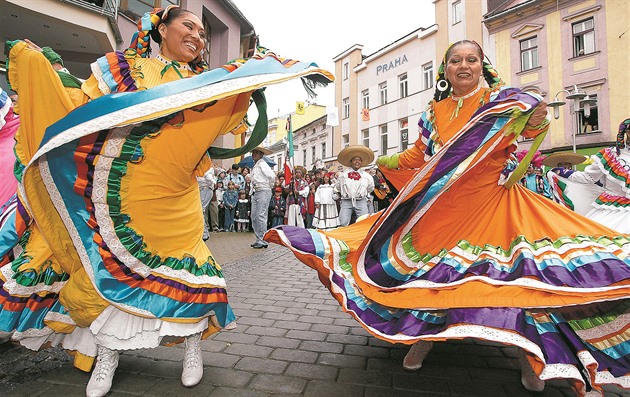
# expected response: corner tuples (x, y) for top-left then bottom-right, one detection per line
(332, 24), (438, 164)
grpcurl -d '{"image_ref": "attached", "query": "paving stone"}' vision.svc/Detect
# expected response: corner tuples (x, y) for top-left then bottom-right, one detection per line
(6, 381), (55, 397)
(303, 380), (364, 397)
(337, 367), (392, 387)
(243, 326), (287, 337)
(365, 386), (445, 397)
(212, 332), (260, 345)
(284, 362), (338, 380)
(209, 387), (271, 397)
(285, 330), (327, 341)
(251, 304), (288, 313)
(234, 317), (275, 327)
(272, 320), (311, 331)
(366, 357), (407, 373)
(284, 307), (320, 316)
(202, 367), (254, 388)
(116, 355), (155, 373)
(344, 344), (390, 358)
(248, 374), (307, 394)
(270, 348), (318, 364)
(261, 312), (300, 321)
(110, 369), (162, 394)
(224, 343), (273, 358)
(448, 379), (506, 396)
(296, 315), (334, 325)
(7, 383), (86, 397)
(318, 353), (366, 368)
(393, 373), (451, 394)
(271, 300), (308, 309)
(256, 336), (300, 349)
(299, 340), (344, 354)
(326, 333), (368, 346)
(138, 359), (183, 379)
(143, 377), (215, 396)
(201, 352), (241, 368)
(235, 356), (288, 374)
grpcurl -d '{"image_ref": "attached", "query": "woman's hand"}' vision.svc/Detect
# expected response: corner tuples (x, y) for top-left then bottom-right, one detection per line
(23, 39), (43, 52)
(527, 101), (548, 127)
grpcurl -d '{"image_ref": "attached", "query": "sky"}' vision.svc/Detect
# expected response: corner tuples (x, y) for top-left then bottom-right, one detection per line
(231, 1), (436, 118)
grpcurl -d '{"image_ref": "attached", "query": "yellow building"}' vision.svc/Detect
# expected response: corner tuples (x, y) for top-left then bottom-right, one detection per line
(484, 0), (629, 156)
(265, 104), (326, 146)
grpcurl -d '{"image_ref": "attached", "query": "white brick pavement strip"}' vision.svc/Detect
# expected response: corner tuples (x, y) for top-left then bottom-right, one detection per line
(0, 232), (628, 396)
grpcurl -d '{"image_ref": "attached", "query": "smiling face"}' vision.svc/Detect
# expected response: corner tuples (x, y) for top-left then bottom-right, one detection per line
(158, 11), (205, 63)
(350, 156), (363, 171)
(445, 42), (483, 96)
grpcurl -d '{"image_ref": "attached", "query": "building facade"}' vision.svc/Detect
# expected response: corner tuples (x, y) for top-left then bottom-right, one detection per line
(332, 25), (438, 162)
(484, 0), (628, 157)
(0, 0), (256, 166)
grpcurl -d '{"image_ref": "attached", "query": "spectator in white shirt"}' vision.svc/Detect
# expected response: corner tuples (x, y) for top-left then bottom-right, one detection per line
(249, 146), (276, 248)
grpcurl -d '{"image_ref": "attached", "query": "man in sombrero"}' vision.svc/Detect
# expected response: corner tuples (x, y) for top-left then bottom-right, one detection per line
(335, 145), (375, 226)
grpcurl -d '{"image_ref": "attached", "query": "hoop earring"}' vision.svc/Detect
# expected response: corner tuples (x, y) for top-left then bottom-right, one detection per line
(437, 79), (449, 92)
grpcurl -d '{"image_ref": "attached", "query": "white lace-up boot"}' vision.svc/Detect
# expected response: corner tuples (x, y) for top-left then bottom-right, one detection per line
(86, 345), (119, 397)
(518, 349), (545, 392)
(402, 341), (433, 371)
(181, 332), (203, 387)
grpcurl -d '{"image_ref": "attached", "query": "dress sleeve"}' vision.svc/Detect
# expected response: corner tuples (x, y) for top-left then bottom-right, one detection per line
(82, 50), (140, 99)
(6, 41), (87, 164)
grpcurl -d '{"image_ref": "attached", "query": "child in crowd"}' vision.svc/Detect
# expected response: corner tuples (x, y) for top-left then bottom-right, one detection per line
(223, 180), (238, 232)
(269, 186), (286, 227)
(235, 190), (250, 232)
(215, 180), (225, 231)
(305, 184), (316, 229)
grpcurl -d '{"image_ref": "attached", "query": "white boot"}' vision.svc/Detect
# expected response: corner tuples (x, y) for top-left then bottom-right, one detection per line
(402, 341), (433, 371)
(0, 330), (13, 344)
(518, 349), (545, 392)
(86, 345), (119, 397)
(181, 332), (203, 387)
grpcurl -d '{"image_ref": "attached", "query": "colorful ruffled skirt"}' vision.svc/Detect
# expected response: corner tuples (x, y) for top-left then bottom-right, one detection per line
(265, 91), (630, 396)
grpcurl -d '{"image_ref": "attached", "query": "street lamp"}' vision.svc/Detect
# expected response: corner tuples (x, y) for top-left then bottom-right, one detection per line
(547, 85), (597, 152)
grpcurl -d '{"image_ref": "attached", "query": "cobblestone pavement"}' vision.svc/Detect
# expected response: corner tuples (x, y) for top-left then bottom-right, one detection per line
(2, 231), (629, 396)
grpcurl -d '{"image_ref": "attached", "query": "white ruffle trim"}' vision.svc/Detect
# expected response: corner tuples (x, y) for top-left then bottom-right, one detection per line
(13, 305), (210, 357)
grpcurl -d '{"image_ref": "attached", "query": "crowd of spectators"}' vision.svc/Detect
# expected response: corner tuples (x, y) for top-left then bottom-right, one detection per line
(198, 163), (395, 239)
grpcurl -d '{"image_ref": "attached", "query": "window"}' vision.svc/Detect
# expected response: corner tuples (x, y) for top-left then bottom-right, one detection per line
(362, 129), (370, 148)
(573, 18), (595, 57)
(311, 146), (316, 164)
(120, 0), (180, 22)
(400, 119), (409, 151)
(312, 128), (316, 135)
(342, 97), (350, 119)
(343, 62), (349, 80)
(321, 142), (326, 158)
(520, 37), (538, 71)
(361, 90), (370, 110)
(379, 82), (388, 105)
(452, 0), (462, 24)
(380, 125), (388, 155)
(399, 73), (408, 98)
(576, 94), (599, 135)
(422, 62), (434, 90)
(342, 134), (349, 148)
(302, 149), (307, 166)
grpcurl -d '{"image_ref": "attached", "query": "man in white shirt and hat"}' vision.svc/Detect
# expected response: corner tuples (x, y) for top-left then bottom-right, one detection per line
(335, 145), (375, 226)
(249, 146), (276, 248)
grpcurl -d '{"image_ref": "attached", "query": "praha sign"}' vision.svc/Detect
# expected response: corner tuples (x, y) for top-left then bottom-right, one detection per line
(376, 55), (408, 75)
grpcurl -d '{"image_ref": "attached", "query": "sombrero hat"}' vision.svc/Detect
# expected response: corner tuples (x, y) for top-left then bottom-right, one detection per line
(542, 152), (586, 167)
(251, 146), (272, 155)
(294, 165), (307, 175)
(337, 145), (375, 167)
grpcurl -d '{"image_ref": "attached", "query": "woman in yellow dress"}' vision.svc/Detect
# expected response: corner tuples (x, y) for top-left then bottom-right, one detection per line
(266, 40), (630, 396)
(0, 6), (331, 397)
